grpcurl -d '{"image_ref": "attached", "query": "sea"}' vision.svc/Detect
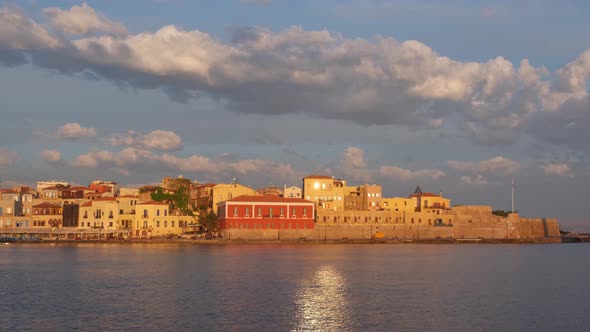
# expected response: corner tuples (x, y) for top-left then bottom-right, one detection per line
(1, 243), (589, 331)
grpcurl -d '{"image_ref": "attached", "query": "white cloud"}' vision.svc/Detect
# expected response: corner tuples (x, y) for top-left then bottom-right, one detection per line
(109, 130), (183, 152)
(542, 163), (573, 177)
(341, 146), (372, 182)
(67, 147), (296, 179)
(44, 3), (127, 36)
(379, 165), (445, 181)
(448, 156), (520, 176)
(0, 147), (18, 166)
(460, 175), (489, 185)
(1, 4), (590, 147)
(57, 122), (97, 140)
(0, 8), (60, 50)
(41, 149), (62, 163)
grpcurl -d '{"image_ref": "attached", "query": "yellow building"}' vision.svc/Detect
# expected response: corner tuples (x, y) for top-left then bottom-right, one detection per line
(343, 184), (382, 211)
(134, 200), (186, 238)
(32, 202), (62, 228)
(211, 183), (257, 212)
(410, 186), (451, 213)
(79, 197), (120, 230)
(381, 197), (415, 213)
(117, 195), (140, 230)
(302, 175), (347, 211)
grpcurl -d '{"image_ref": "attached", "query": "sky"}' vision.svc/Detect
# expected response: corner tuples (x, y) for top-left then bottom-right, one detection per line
(1, 0), (590, 226)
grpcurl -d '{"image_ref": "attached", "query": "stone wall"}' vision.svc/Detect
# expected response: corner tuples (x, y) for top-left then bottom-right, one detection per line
(220, 208), (561, 241)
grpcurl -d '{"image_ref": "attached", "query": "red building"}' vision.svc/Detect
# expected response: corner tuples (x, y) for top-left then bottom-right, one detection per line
(218, 195), (315, 230)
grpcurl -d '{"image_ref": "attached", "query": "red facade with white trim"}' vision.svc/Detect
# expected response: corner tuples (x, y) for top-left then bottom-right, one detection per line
(217, 195), (315, 230)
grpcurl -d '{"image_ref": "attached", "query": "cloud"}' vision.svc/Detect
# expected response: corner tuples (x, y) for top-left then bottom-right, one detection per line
(448, 156), (520, 176)
(67, 147), (296, 179)
(41, 149), (62, 163)
(0, 8), (60, 50)
(341, 146), (372, 182)
(109, 130), (183, 151)
(0, 147), (18, 166)
(379, 165), (445, 181)
(542, 163), (573, 177)
(57, 122), (97, 140)
(460, 175), (489, 185)
(44, 3), (127, 36)
(1, 4), (590, 147)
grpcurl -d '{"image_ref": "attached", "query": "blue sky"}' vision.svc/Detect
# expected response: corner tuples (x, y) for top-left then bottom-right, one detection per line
(1, 0), (590, 225)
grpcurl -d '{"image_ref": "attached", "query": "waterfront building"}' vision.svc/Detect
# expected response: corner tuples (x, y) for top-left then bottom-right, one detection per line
(381, 197), (414, 213)
(218, 195), (315, 231)
(78, 197), (120, 229)
(409, 186), (450, 213)
(302, 175), (347, 211)
(134, 200), (188, 238)
(32, 202), (62, 227)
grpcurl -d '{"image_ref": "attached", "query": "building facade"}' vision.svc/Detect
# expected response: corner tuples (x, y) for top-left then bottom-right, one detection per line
(218, 195), (315, 231)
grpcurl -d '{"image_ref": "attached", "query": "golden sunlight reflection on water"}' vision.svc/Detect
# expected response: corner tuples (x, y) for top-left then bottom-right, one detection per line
(292, 265), (352, 332)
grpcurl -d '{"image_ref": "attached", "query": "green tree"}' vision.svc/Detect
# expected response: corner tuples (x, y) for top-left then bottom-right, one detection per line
(200, 212), (218, 232)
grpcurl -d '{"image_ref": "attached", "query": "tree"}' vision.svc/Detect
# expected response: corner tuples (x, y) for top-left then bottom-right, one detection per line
(200, 212), (218, 232)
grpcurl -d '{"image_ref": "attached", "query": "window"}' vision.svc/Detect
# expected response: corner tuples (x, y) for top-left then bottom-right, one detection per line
(172, 221), (175, 227)
(303, 208), (307, 216)
(245, 207), (249, 216)
(269, 208), (273, 218)
(109, 222), (113, 227)
(157, 221), (160, 227)
(257, 208), (262, 217)
(292, 208), (296, 216)
(164, 210), (168, 216)
(119, 209), (123, 214)
(280, 208), (284, 216)
(164, 221), (167, 228)
(234, 207), (238, 215)
(157, 209), (160, 216)
(143, 209), (148, 218)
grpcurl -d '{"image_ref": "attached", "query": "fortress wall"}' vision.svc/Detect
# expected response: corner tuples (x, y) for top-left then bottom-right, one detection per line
(221, 229), (316, 241)
(220, 211), (560, 241)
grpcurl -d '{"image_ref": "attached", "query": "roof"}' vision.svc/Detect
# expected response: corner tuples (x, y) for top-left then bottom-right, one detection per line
(223, 195), (313, 204)
(93, 197), (117, 202)
(409, 192), (441, 198)
(136, 200), (168, 206)
(303, 175), (333, 180)
(0, 189), (17, 194)
(33, 202), (61, 208)
(69, 186), (92, 190)
(117, 195), (139, 198)
(81, 201), (93, 207)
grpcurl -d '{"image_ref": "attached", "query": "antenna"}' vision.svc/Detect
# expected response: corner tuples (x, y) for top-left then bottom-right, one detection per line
(511, 178), (515, 213)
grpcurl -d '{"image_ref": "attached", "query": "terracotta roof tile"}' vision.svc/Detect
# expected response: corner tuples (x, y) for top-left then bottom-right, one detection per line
(303, 175), (333, 180)
(33, 202), (61, 208)
(137, 200), (168, 206)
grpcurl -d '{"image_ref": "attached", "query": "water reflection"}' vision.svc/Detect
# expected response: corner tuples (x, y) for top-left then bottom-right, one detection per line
(293, 265), (352, 331)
